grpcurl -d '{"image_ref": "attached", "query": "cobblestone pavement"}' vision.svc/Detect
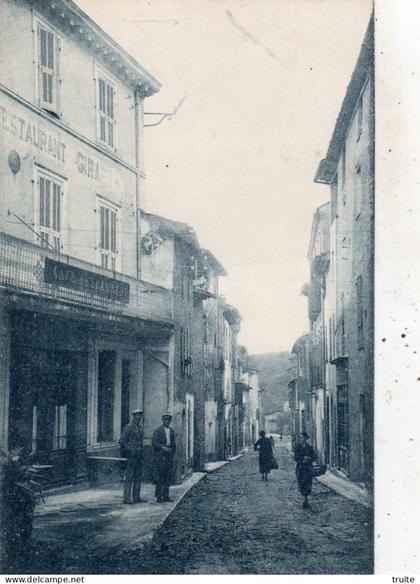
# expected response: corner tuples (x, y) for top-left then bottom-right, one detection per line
(27, 444), (373, 574)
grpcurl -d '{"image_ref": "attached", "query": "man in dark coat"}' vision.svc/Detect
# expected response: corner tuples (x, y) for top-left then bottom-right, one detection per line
(294, 431), (316, 508)
(152, 413), (176, 503)
(119, 409), (146, 504)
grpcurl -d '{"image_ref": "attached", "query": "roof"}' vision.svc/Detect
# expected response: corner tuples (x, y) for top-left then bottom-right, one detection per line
(141, 211), (201, 251)
(35, 0), (161, 94)
(291, 334), (309, 355)
(223, 303), (241, 325)
(201, 249), (227, 277)
(314, 14), (373, 184)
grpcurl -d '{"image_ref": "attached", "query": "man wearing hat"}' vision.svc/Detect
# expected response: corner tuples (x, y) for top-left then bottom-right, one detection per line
(152, 413), (176, 503)
(119, 409), (146, 504)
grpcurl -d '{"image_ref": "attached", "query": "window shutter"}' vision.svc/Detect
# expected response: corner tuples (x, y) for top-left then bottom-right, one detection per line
(38, 24), (58, 111)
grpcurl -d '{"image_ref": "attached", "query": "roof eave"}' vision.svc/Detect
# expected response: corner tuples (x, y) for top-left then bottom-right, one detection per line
(42, 0), (161, 94)
(313, 14), (373, 185)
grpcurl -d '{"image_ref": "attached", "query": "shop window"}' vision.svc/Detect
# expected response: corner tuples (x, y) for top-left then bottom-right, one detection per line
(38, 173), (62, 251)
(97, 75), (116, 148)
(98, 199), (118, 270)
(37, 22), (61, 115)
(97, 350), (116, 442)
(53, 404), (67, 450)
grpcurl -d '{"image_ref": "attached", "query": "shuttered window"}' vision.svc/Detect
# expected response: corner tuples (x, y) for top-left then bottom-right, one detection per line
(181, 327), (192, 376)
(98, 201), (118, 270)
(98, 77), (116, 148)
(39, 174), (62, 251)
(38, 24), (60, 114)
(53, 405), (67, 450)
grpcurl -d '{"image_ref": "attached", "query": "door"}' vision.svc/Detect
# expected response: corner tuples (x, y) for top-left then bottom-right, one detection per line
(337, 383), (349, 473)
(8, 348), (78, 482)
(325, 395), (331, 465)
(121, 358), (131, 430)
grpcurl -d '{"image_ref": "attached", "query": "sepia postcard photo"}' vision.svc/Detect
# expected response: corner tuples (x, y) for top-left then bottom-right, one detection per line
(0, 0), (418, 577)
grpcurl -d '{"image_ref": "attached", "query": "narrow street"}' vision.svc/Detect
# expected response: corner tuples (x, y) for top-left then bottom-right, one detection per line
(136, 445), (373, 575)
(30, 443), (373, 574)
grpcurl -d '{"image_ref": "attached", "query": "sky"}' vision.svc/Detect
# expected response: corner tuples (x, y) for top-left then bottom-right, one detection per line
(76, 0), (372, 354)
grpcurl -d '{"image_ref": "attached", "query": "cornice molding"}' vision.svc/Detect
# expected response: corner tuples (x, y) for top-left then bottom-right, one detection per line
(30, 0), (161, 96)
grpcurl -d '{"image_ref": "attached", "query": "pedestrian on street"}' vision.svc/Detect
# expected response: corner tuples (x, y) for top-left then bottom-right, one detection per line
(294, 431), (316, 508)
(119, 409), (147, 504)
(254, 430), (273, 481)
(152, 413), (176, 503)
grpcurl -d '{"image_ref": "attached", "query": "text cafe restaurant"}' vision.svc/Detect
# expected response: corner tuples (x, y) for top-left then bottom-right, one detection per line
(0, 98), (173, 485)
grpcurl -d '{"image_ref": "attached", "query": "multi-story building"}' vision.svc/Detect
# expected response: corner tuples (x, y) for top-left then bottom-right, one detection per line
(0, 0), (173, 484)
(314, 17), (374, 487)
(221, 304), (241, 458)
(140, 211), (204, 479)
(241, 366), (261, 446)
(288, 334), (310, 448)
(306, 202), (330, 460)
(199, 252), (227, 463)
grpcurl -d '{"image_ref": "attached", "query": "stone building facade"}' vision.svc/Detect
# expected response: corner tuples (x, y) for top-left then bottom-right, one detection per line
(314, 17), (374, 486)
(0, 0), (173, 484)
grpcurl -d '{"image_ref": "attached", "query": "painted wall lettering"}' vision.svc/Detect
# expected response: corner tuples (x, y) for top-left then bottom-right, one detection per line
(0, 104), (66, 162)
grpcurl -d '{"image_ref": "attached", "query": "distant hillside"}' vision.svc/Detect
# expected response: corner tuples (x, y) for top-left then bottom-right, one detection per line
(249, 352), (293, 413)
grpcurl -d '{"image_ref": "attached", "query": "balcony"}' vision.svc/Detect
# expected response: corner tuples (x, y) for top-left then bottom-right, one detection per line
(0, 232), (173, 323)
(193, 276), (215, 300)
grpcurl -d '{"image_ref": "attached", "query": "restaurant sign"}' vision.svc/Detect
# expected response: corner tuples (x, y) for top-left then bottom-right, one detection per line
(44, 258), (130, 304)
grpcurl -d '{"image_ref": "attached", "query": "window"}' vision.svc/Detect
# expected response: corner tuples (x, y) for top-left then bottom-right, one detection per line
(37, 23), (60, 114)
(181, 327), (192, 376)
(356, 275), (364, 348)
(203, 313), (208, 344)
(32, 405), (38, 453)
(98, 200), (118, 270)
(357, 97), (363, 141)
(38, 172), (62, 251)
(53, 404), (67, 450)
(181, 272), (191, 301)
(97, 350), (116, 442)
(341, 143), (346, 194)
(97, 76), (116, 148)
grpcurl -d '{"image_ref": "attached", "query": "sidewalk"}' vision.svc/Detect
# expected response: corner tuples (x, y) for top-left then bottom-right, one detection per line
(316, 470), (372, 507)
(33, 473), (205, 568)
(204, 450), (245, 473)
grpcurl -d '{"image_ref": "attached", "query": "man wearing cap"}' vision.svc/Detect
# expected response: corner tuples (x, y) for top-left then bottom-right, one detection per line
(152, 413), (176, 503)
(119, 409), (146, 504)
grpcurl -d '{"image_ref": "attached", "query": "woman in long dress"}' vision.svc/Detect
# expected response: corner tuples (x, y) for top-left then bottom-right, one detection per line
(254, 430), (273, 481)
(294, 431), (316, 508)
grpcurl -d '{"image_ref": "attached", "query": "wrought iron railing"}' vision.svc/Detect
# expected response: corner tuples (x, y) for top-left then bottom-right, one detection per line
(0, 232), (173, 323)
